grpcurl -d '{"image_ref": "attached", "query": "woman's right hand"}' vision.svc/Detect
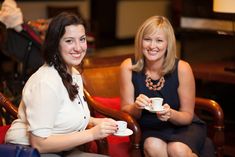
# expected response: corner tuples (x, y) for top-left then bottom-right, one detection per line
(135, 94), (150, 109)
(90, 118), (118, 140)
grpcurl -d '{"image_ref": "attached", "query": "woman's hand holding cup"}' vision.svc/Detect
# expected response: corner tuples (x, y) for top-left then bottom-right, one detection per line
(135, 94), (151, 109)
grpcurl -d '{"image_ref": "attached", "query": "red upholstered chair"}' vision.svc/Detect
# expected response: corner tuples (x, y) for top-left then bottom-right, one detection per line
(82, 55), (225, 157)
(84, 89), (141, 157)
(84, 90), (225, 157)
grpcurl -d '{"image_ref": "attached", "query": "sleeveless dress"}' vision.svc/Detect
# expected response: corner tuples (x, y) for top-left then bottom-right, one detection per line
(132, 59), (207, 155)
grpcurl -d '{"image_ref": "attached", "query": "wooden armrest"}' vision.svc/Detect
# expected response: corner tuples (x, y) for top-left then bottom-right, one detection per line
(84, 89), (141, 150)
(0, 92), (18, 125)
(195, 97), (224, 128)
(0, 92), (18, 118)
(195, 97), (224, 157)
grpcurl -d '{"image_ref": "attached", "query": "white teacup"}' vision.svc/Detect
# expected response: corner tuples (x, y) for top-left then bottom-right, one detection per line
(116, 120), (127, 133)
(150, 97), (163, 111)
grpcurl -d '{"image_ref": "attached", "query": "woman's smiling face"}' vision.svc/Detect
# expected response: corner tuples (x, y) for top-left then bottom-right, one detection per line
(59, 24), (87, 71)
(142, 29), (167, 62)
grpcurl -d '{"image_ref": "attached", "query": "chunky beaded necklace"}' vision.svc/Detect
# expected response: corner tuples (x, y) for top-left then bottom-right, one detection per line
(145, 73), (165, 91)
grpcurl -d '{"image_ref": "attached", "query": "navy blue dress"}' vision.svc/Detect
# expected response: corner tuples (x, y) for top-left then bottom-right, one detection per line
(132, 59), (207, 155)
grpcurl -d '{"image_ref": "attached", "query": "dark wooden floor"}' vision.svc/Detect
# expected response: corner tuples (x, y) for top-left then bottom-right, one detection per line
(224, 117), (235, 157)
(224, 124), (235, 157)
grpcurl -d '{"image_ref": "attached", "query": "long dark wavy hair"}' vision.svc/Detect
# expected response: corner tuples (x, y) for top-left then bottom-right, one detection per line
(42, 12), (86, 101)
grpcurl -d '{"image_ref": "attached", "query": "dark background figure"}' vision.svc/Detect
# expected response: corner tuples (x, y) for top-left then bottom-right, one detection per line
(0, 22), (44, 104)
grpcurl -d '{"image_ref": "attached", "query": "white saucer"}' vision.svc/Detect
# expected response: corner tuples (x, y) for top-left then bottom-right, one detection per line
(113, 128), (133, 137)
(145, 106), (164, 113)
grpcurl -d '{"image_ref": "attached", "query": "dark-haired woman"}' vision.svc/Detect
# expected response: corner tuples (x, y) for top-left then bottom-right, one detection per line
(5, 12), (117, 157)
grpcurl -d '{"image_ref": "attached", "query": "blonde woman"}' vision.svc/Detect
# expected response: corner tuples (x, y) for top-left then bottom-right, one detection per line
(120, 16), (210, 157)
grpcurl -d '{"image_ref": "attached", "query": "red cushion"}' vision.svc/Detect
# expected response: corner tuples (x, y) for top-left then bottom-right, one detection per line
(0, 125), (10, 144)
(92, 97), (130, 157)
(108, 135), (130, 157)
(92, 96), (121, 110)
(92, 96), (121, 118)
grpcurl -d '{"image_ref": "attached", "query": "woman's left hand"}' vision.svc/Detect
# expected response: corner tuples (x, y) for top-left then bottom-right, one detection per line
(156, 103), (171, 121)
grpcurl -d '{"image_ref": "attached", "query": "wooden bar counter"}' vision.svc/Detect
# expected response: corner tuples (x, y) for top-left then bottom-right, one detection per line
(191, 61), (235, 85)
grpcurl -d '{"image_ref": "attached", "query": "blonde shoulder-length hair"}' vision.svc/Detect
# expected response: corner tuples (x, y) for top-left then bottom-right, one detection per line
(132, 16), (177, 75)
